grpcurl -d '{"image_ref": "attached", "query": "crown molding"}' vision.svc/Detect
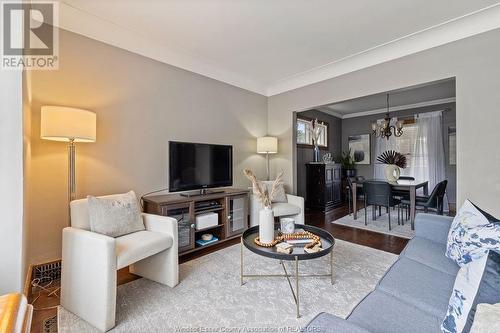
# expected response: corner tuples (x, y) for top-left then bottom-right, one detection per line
(54, 2), (500, 97)
(316, 107), (343, 118)
(56, 2), (268, 95)
(267, 4), (500, 96)
(340, 97), (455, 119)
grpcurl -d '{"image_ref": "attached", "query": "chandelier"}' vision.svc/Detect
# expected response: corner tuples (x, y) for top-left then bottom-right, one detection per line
(371, 94), (403, 140)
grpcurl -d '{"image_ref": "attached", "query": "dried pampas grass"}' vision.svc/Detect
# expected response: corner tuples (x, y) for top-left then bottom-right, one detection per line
(243, 169), (284, 208)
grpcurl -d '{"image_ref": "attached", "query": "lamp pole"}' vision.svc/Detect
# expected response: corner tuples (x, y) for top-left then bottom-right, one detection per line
(266, 151), (270, 181)
(68, 138), (76, 203)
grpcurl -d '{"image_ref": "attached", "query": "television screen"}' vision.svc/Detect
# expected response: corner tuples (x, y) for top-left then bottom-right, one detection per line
(169, 141), (233, 192)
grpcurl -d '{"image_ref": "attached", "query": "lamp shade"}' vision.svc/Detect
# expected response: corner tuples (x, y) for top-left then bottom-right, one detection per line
(257, 136), (278, 154)
(41, 106), (96, 142)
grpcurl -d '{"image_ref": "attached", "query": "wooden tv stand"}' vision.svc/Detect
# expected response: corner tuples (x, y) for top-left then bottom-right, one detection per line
(143, 188), (249, 257)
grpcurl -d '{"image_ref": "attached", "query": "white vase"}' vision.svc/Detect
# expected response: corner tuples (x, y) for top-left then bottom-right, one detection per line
(385, 164), (401, 182)
(259, 207), (275, 244)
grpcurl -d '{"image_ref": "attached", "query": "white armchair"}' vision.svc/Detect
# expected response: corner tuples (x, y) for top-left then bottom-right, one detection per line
(61, 194), (179, 332)
(250, 193), (304, 227)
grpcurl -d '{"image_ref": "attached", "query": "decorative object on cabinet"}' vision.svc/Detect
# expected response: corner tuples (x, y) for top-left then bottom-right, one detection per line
(306, 163), (342, 212)
(309, 118), (324, 162)
(322, 153), (333, 164)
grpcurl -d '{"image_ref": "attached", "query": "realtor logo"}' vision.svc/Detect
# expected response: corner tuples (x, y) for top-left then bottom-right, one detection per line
(1, 1), (58, 69)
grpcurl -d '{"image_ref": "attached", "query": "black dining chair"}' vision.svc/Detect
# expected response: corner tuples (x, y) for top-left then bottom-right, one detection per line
(401, 180), (448, 217)
(363, 181), (401, 230)
(346, 177), (365, 216)
(392, 176), (415, 199)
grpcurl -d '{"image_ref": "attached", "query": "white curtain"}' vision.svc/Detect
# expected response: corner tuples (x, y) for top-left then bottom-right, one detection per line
(411, 111), (446, 194)
(373, 111), (446, 204)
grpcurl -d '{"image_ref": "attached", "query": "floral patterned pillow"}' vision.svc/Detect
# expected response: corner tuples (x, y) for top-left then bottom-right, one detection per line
(441, 254), (488, 333)
(442, 250), (500, 333)
(446, 200), (500, 266)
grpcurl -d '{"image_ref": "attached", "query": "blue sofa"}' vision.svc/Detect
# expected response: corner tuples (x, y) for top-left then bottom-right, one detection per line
(306, 213), (459, 333)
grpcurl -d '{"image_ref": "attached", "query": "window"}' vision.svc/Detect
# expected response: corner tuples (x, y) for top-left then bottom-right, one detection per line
(296, 117), (328, 148)
(393, 123), (428, 179)
(394, 124), (416, 176)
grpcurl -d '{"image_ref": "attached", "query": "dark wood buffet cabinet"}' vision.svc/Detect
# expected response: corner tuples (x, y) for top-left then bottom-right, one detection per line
(143, 188), (249, 257)
(305, 163), (342, 212)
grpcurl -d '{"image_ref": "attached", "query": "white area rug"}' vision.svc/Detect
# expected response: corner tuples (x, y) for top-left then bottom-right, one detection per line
(58, 240), (397, 332)
(332, 206), (415, 239)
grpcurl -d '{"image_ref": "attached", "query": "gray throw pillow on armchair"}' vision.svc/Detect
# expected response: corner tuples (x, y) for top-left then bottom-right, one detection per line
(258, 181), (288, 203)
(87, 191), (145, 237)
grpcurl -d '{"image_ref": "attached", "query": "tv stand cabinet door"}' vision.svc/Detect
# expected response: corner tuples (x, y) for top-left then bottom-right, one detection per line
(225, 194), (248, 237)
(161, 202), (195, 253)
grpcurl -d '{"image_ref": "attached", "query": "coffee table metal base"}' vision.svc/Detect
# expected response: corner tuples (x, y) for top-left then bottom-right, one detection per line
(240, 239), (334, 318)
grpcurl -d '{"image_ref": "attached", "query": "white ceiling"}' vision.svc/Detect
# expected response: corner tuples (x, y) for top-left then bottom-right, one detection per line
(57, 0), (500, 96)
(321, 79), (456, 117)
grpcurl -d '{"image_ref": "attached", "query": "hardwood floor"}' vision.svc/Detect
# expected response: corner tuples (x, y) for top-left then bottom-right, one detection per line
(29, 202), (408, 332)
(306, 204), (409, 254)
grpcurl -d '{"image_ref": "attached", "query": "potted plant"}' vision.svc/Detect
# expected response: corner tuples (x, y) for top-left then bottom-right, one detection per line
(376, 150), (407, 181)
(341, 149), (357, 177)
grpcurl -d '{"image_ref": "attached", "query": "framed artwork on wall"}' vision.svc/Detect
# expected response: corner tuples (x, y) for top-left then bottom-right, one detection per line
(348, 134), (370, 165)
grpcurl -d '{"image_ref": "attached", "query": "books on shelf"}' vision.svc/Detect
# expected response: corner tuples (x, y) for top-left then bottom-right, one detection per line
(195, 236), (219, 247)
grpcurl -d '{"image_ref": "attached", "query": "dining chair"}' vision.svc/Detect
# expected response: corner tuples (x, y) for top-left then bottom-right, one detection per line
(346, 177), (365, 216)
(401, 180), (448, 217)
(363, 181), (401, 230)
(392, 176), (415, 200)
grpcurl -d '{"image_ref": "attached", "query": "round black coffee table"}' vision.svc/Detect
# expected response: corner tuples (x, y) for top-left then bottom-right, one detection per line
(240, 224), (335, 318)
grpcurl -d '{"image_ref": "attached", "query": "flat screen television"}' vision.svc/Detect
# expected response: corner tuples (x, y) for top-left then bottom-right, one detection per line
(169, 141), (233, 193)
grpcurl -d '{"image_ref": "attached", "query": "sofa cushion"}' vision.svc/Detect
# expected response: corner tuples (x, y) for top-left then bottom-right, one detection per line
(348, 290), (441, 333)
(377, 256), (455, 318)
(304, 313), (371, 333)
(272, 202), (301, 217)
(116, 231), (173, 269)
(402, 237), (459, 275)
(415, 213), (454, 245)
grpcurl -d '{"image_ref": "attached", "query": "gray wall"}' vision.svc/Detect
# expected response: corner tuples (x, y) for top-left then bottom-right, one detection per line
(27, 29), (268, 264)
(295, 109), (342, 199)
(341, 102), (456, 203)
(268, 28), (500, 217)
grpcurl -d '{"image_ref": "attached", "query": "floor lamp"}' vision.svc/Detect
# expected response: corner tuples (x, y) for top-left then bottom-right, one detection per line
(41, 106), (96, 209)
(257, 136), (278, 180)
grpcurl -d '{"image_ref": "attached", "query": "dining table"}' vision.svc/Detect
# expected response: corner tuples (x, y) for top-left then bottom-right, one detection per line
(351, 178), (429, 230)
